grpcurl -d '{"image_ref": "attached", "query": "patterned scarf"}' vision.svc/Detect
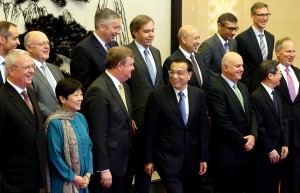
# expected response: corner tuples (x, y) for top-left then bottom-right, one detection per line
(45, 108), (80, 193)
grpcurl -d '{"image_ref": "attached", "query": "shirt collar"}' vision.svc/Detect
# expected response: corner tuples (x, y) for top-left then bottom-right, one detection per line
(221, 74), (235, 88)
(105, 70), (121, 89)
(252, 25), (264, 37)
(216, 32), (227, 45)
(261, 82), (273, 95)
(93, 31), (107, 49)
(134, 40), (150, 54)
(6, 79), (27, 94)
(179, 46), (194, 59)
(173, 86), (188, 97)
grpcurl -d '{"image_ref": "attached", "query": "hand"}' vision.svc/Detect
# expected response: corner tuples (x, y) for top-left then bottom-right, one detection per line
(198, 162), (207, 175)
(132, 120), (138, 135)
(280, 146), (289, 160)
(82, 173), (91, 188)
(144, 163), (154, 176)
(100, 171), (112, 189)
(269, 149), (280, 164)
(243, 135), (255, 151)
(72, 175), (85, 190)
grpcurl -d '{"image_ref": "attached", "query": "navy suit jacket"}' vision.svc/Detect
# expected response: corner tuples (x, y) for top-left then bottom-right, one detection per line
(275, 65), (300, 148)
(83, 72), (132, 177)
(236, 27), (274, 92)
(250, 85), (288, 167)
(163, 49), (211, 92)
(145, 85), (208, 176)
(0, 82), (47, 192)
(70, 33), (118, 93)
(207, 76), (257, 166)
(198, 33), (237, 81)
(125, 41), (164, 128)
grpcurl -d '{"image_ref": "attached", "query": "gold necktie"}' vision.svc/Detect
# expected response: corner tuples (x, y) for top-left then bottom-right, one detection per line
(119, 83), (128, 112)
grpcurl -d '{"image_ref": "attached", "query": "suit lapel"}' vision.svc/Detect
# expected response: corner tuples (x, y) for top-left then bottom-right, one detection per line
(259, 85), (280, 120)
(213, 34), (226, 56)
(91, 34), (107, 58)
(47, 63), (61, 82)
(186, 86), (196, 128)
(248, 27), (263, 62)
(5, 83), (36, 124)
(104, 73), (129, 119)
(166, 85), (186, 127)
(34, 67), (57, 101)
(149, 46), (161, 86)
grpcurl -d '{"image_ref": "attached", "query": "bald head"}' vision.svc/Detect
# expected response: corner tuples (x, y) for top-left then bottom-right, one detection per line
(222, 52), (244, 83)
(24, 31), (50, 63)
(178, 25), (200, 53)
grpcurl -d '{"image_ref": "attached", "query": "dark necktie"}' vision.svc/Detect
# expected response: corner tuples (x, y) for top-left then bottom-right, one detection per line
(271, 90), (279, 113)
(178, 91), (186, 125)
(0, 61), (5, 84)
(105, 43), (110, 51)
(21, 91), (34, 114)
(190, 54), (202, 87)
(285, 67), (296, 102)
(224, 42), (229, 53)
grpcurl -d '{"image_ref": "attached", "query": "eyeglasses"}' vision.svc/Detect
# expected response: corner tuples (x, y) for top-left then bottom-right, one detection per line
(221, 24), (239, 32)
(12, 64), (36, 70)
(271, 71), (282, 75)
(254, 13), (271, 18)
(168, 70), (188, 76)
(28, 41), (52, 47)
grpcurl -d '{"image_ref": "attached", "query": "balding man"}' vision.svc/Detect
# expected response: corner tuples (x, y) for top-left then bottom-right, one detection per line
(0, 21), (20, 85)
(25, 31), (64, 119)
(207, 52), (257, 193)
(163, 25), (210, 92)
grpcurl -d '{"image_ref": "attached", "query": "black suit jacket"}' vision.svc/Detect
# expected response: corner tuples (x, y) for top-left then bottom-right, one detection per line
(125, 41), (164, 128)
(250, 85), (288, 167)
(83, 72), (132, 177)
(163, 48), (211, 92)
(198, 33), (237, 81)
(70, 34), (118, 93)
(0, 82), (47, 192)
(145, 85), (208, 176)
(236, 27), (274, 92)
(207, 76), (257, 166)
(275, 65), (300, 148)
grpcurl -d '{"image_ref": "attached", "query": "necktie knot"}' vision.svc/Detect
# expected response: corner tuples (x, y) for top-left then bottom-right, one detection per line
(285, 67), (290, 73)
(21, 90), (29, 99)
(179, 91), (184, 97)
(190, 54), (195, 60)
(259, 34), (264, 39)
(105, 43), (110, 51)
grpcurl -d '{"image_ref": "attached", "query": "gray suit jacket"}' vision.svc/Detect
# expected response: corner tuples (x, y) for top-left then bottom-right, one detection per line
(31, 62), (64, 119)
(125, 41), (164, 128)
(198, 33), (237, 81)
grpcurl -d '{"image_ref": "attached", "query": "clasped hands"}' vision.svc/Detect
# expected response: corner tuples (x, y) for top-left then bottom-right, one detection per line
(72, 174), (90, 190)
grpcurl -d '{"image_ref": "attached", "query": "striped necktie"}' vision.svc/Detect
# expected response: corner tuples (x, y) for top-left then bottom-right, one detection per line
(259, 34), (267, 60)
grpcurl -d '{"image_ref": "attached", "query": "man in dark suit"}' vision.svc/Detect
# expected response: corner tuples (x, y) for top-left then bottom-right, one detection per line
(163, 25), (210, 92)
(198, 12), (238, 82)
(274, 37), (300, 193)
(83, 46), (134, 193)
(144, 58), (208, 193)
(207, 52), (257, 193)
(0, 21), (20, 86)
(123, 15), (164, 193)
(235, 2), (274, 93)
(71, 8), (120, 93)
(0, 49), (48, 193)
(24, 31), (64, 119)
(250, 60), (289, 193)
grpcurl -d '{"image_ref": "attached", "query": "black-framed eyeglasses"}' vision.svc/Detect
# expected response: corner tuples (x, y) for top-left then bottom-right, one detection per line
(254, 13), (271, 18)
(221, 24), (239, 32)
(271, 71), (281, 75)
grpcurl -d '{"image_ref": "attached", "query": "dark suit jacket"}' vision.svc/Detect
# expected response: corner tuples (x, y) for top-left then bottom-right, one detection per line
(0, 82), (47, 192)
(83, 72), (132, 177)
(207, 76), (257, 166)
(236, 27), (274, 92)
(275, 65), (300, 148)
(198, 33), (237, 81)
(125, 41), (164, 128)
(145, 85), (208, 176)
(250, 85), (288, 167)
(31, 62), (64, 119)
(163, 49), (211, 92)
(70, 34), (118, 93)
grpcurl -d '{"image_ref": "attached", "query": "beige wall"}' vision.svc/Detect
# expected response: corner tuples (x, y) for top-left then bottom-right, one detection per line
(183, 0), (300, 66)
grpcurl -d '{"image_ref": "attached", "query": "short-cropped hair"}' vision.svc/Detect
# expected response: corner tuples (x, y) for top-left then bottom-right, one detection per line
(105, 46), (134, 69)
(56, 78), (83, 105)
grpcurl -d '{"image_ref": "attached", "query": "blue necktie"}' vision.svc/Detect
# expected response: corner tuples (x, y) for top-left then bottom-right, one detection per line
(178, 91), (186, 125)
(144, 49), (155, 85)
(271, 90), (279, 113)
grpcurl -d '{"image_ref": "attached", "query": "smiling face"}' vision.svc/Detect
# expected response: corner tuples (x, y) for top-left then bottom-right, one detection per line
(222, 52), (244, 83)
(60, 89), (83, 111)
(133, 20), (155, 48)
(0, 25), (20, 56)
(218, 20), (238, 40)
(251, 7), (270, 31)
(181, 28), (201, 53)
(169, 61), (192, 91)
(276, 40), (296, 67)
(118, 56), (135, 82)
(97, 18), (121, 43)
(26, 31), (50, 63)
(8, 54), (35, 89)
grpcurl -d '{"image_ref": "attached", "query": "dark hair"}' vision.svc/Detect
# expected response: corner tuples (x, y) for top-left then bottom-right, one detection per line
(105, 46), (134, 69)
(217, 12), (238, 25)
(171, 58), (193, 72)
(260, 60), (280, 80)
(0, 21), (17, 37)
(251, 2), (268, 14)
(129, 14), (154, 39)
(56, 78), (83, 105)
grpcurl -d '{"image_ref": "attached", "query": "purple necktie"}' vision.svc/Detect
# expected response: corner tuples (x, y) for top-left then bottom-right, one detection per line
(285, 67), (296, 102)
